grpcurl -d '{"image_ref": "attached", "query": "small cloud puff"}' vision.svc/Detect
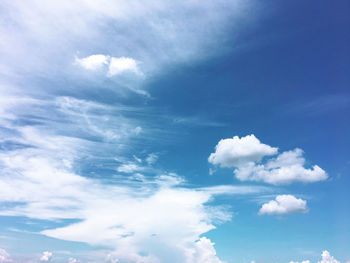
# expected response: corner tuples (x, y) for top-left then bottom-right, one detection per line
(75, 54), (109, 70)
(40, 251), (53, 262)
(258, 195), (308, 215)
(75, 55), (142, 76)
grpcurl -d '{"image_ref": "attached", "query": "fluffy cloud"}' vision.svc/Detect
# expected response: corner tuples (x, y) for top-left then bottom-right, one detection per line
(209, 135), (327, 185)
(186, 237), (226, 263)
(40, 251), (53, 262)
(235, 149), (328, 185)
(108, 57), (141, 76)
(76, 55), (141, 76)
(75, 54), (109, 70)
(258, 195), (308, 215)
(318, 251), (340, 263)
(208, 135), (278, 167)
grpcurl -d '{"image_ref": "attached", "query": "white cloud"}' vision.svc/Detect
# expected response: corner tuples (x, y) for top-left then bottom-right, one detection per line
(290, 261), (310, 263)
(75, 55), (141, 76)
(0, 249), (12, 263)
(75, 54), (109, 70)
(68, 258), (78, 263)
(318, 251), (340, 263)
(209, 135), (327, 185)
(0, 143), (229, 262)
(108, 57), (141, 76)
(186, 237), (225, 263)
(40, 251), (53, 262)
(258, 195), (308, 215)
(117, 163), (143, 173)
(1, 0), (253, 77)
(208, 135), (278, 167)
(235, 149), (328, 185)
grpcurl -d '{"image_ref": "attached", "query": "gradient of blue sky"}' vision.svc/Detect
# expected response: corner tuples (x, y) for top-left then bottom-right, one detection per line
(0, 0), (349, 262)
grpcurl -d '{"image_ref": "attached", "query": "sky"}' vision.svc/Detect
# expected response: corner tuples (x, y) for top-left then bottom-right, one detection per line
(0, 0), (349, 262)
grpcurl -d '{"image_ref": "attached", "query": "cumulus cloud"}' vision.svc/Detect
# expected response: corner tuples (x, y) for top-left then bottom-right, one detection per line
(40, 251), (53, 262)
(209, 135), (327, 185)
(208, 135), (278, 167)
(235, 148), (327, 185)
(258, 195), (308, 215)
(318, 251), (340, 263)
(187, 237), (225, 263)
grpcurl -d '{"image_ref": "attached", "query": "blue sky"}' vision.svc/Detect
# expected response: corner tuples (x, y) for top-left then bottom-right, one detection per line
(0, 0), (349, 262)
